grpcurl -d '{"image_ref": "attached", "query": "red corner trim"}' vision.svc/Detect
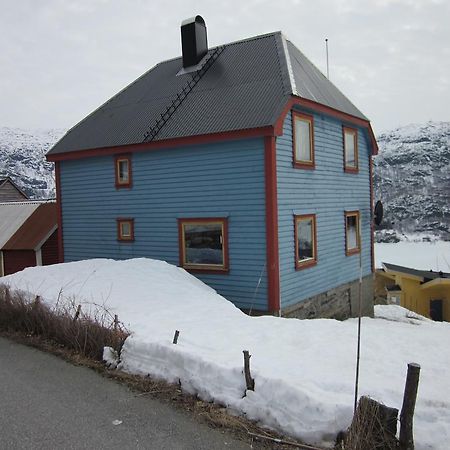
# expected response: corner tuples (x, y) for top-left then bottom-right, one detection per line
(264, 136), (280, 314)
(46, 127), (275, 162)
(274, 96), (378, 155)
(369, 157), (375, 273)
(55, 161), (64, 263)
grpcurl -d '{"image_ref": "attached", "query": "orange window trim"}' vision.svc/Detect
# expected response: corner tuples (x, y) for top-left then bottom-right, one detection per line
(292, 111), (315, 169)
(117, 218), (134, 242)
(343, 126), (359, 173)
(115, 154), (132, 188)
(178, 218), (229, 273)
(344, 211), (360, 255)
(294, 214), (317, 270)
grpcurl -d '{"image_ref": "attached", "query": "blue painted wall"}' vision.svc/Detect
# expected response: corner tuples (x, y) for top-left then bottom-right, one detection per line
(276, 108), (372, 309)
(60, 138), (268, 310)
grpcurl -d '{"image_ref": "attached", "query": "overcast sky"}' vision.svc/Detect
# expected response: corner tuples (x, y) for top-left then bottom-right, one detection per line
(1, 0), (448, 134)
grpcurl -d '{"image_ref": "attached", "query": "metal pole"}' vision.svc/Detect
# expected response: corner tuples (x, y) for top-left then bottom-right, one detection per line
(354, 215), (363, 412)
(325, 38), (329, 79)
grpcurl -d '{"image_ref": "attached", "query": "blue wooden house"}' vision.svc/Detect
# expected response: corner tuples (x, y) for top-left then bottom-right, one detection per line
(47, 16), (378, 318)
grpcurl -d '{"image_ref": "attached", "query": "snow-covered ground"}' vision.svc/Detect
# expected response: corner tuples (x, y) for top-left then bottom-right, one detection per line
(2, 258), (450, 449)
(375, 240), (450, 271)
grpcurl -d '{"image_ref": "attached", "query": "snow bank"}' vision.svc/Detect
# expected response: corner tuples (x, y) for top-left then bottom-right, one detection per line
(2, 258), (450, 449)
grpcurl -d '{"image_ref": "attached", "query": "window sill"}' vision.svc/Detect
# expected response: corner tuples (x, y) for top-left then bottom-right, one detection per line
(182, 266), (229, 274)
(346, 248), (360, 256)
(344, 167), (359, 174)
(295, 259), (317, 270)
(293, 161), (315, 170)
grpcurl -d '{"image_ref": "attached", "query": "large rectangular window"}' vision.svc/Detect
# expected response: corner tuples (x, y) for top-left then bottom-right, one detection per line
(343, 127), (358, 172)
(115, 155), (132, 188)
(345, 211), (360, 255)
(292, 111), (315, 169)
(178, 218), (229, 272)
(294, 214), (317, 269)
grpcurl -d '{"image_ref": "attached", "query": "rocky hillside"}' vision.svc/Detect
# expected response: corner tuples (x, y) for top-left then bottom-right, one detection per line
(374, 121), (450, 242)
(1, 123), (449, 242)
(0, 127), (65, 199)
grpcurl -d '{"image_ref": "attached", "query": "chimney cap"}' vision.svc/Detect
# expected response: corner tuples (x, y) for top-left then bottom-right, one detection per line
(181, 15), (205, 27)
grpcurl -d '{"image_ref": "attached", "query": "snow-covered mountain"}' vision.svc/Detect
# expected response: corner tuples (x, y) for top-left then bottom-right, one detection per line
(374, 121), (450, 242)
(1, 122), (449, 241)
(0, 127), (65, 199)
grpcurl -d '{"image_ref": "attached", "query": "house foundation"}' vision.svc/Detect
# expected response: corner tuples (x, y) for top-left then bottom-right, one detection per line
(281, 275), (374, 320)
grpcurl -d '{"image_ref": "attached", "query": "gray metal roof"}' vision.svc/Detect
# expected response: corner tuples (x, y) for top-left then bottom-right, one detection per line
(382, 262), (450, 280)
(48, 31), (368, 156)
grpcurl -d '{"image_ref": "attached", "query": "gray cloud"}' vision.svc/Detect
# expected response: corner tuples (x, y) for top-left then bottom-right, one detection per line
(1, 0), (448, 133)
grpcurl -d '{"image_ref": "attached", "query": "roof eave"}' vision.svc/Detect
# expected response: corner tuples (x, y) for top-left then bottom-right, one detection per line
(274, 95), (378, 155)
(46, 126), (276, 162)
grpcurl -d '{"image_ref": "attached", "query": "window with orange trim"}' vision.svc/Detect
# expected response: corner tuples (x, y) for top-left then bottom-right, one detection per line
(178, 218), (228, 272)
(117, 218), (134, 241)
(343, 127), (358, 172)
(115, 155), (132, 188)
(294, 214), (317, 269)
(292, 111), (315, 169)
(345, 211), (360, 255)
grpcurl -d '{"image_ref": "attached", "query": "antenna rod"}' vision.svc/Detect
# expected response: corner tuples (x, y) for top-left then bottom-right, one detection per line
(325, 38), (329, 79)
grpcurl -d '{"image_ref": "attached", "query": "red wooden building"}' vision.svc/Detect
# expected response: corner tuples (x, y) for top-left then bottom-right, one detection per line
(0, 202), (58, 276)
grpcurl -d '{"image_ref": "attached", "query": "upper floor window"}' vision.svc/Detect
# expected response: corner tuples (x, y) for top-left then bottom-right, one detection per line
(345, 211), (360, 255)
(178, 218), (228, 273)
(343, 127), (358, 172)
(117, 218), (134, 242)
(293, 111), (315, 169)
(294, 214), (317, 269)
(115, 155), (132, 188)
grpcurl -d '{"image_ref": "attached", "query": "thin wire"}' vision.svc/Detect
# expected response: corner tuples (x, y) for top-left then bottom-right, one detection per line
(248, 262), (266, 317)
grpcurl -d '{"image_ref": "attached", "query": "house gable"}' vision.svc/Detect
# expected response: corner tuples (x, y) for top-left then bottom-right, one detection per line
(0, 177), (28, 202)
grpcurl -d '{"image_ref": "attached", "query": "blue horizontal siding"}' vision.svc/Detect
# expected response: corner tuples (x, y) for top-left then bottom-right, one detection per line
(60, 138), (268, 310)
(276, 109), (372, 309)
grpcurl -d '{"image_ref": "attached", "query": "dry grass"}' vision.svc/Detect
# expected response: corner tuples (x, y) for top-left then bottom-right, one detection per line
(0, 284), (128, 360)
(343, 396), (399, 450)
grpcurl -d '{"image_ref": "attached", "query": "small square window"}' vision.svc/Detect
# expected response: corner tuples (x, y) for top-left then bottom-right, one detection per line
(345, 211), (360, 255)
(178, 218), (228, 272)
(294, 214), (317, 269)
(343, 127), (358, 172)
(115, 155), (132, 188)
(292, 112), (314, 169)
(117, 218), (134, 241)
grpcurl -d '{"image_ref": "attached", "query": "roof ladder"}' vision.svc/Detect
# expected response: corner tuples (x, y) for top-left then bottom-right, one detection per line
(143, 45), (225, 143)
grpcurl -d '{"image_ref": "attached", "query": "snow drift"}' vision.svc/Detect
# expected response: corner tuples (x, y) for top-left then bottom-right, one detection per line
(2, 258), (449, 449)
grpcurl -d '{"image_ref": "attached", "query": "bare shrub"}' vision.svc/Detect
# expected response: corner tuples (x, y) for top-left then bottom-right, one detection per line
(343, 396), (399, 450)
(0, 284), (128, 361)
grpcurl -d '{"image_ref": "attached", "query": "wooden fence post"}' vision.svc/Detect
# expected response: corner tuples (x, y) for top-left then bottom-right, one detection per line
(73, 304), (81, 322)
(399, 363), (421, 450)
(243, 350), (255, 391)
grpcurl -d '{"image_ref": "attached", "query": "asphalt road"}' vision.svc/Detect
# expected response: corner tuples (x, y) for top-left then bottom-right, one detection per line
(0, 337), (251, 449)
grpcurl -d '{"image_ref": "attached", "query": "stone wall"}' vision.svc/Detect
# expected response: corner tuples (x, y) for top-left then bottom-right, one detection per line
(281, 275), (374, 320)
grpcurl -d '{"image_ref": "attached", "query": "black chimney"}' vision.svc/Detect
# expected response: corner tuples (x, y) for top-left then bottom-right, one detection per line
(181, 16), (208, 68)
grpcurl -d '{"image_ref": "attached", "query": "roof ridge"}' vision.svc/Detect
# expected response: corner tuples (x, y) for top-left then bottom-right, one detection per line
(0, 199), (55, 206)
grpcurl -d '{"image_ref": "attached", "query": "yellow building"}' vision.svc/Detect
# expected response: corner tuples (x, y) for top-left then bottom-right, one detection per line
(377, 263), (450, 322)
